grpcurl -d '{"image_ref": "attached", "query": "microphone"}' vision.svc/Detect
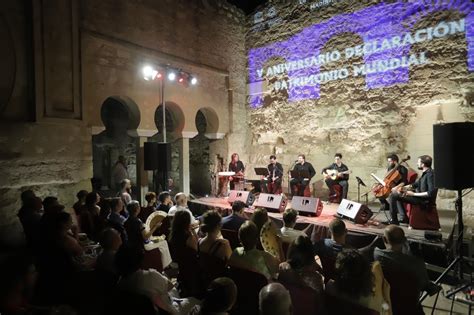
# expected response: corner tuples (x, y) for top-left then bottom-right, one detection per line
(356, 176), (366, 187)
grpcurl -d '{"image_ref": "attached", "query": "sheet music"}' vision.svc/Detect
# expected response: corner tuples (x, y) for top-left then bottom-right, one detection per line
(370, 173), (386, 186)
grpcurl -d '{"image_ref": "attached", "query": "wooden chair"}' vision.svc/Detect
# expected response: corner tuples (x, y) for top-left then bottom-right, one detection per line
(293, 183), (311, 197)
(329, 184), (343, 203)
(228, 266), (268, 315)
(221, 228), (240, 249)
(382, 266), (424, 315)
(325, 293), (380, 315)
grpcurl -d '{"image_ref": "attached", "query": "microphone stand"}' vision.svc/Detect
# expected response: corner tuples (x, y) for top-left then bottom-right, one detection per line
(356, 176), (367, 203)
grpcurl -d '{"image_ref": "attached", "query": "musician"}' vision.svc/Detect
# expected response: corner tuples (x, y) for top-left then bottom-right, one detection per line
(379, 154), (408, 211)
(261, 155), (284, 194)
(322, 153), (350, 199)
(290, 154), (316, 196)
(387, 155), (437, 225)
(228, 153), (245, 190)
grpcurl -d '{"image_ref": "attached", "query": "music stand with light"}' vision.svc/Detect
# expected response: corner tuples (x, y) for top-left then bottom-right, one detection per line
(254, 167), (269, 177)
(356, 176), (367, 203)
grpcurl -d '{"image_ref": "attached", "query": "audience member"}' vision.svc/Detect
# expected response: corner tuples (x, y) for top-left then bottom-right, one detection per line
(326, 249), (390, 313)
(313, 217), (348, 257)
(112, 155), (129, 192)
(250, 208), (269, 250)
(118, 179), (132, 210)
(96, 228), (123, 275)
(259, 283), (292, 315)
(79, 192), (101, 240)
(116, 245), (199, 314)
(124, 200), (161, 249)
(169, 210), (199, 253)
(190, 277), (237, 315)
(157, 191), (173, 213)
(280, 208), (306, 243)
(168, 192), (198, 225)
(221, 201), (247, 232)
(375, 225), (440, 295)
(107, 197), (128, 243)
(18, 196), (43, 250)
(139, 192), (157, 222)
(199, 211), (232, 261)
(278, 235), (323, 294)
(73, 190), (88, 216)
(229, 221), (278, 279)
(42, 196), (60, 213)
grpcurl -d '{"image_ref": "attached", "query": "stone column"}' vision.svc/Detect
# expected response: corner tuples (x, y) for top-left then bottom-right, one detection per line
(178, 137), (190, 195)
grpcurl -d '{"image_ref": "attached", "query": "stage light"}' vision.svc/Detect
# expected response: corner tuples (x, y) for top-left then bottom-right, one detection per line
(178, 72), (185, 83)
(143, 66), (158, 81)
(168, 71), (176, 81)
(190, 77), (197, 85)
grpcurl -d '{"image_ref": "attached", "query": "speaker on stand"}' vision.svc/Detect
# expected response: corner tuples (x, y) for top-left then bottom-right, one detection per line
(144, 142), (171, 193)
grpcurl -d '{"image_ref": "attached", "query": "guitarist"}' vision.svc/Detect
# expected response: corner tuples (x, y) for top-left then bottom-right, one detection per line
(322, 153), (350, 199)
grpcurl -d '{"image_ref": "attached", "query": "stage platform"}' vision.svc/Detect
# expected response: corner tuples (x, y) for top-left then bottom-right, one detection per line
(190, 196), (448, 248)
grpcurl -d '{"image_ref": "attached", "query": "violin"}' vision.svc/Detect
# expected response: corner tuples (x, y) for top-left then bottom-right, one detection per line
(371, 156), (410, 199)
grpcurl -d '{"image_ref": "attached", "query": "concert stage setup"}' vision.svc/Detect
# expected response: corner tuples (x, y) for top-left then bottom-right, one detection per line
(189, 196), (448, 249)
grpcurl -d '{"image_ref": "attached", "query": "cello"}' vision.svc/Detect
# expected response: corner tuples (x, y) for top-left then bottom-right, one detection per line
(371, 156), (411, 199)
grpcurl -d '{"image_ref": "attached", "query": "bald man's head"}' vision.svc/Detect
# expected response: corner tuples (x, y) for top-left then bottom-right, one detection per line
(384, 225), (406, 246)
(259, 283), (292, 315)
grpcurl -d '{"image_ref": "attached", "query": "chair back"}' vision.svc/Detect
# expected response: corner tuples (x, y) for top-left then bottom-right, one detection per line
(105, 289), (156, 315)
(198, 251), (228, 289)
(325, 293), (380, 315)
(228, 266), (268, 315)
(382, 266), (424, 315)
(280, 281), (323, 315)
(221, 228), (240, 249)
(319, 254), (337, 283)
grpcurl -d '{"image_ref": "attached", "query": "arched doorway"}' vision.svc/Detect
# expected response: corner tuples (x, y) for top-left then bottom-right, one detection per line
(92, 96), (140, 196)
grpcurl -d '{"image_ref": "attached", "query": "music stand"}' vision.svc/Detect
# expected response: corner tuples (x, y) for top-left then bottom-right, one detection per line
(254, 167), (269, 177)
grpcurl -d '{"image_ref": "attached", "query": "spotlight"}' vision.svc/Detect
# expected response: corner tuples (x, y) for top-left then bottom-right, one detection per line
(190, 77), (197, 85)
(178, 73), (185, 83)
(168, 71), (176, 81)
(143, 66), (158, 81)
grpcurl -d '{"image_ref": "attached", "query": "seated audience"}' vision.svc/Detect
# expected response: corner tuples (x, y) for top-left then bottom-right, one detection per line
(259, 283), (292, 315)
(199, 210), (232, 261)
(118, 179), (132, 207)
(313, 217), (348, 258)
(168, 192), (198, 225)
(190, 277), (237, 315)
(157, 191), (173, 213)
(278, 235), (323, 294)
(73, 190), (88, 216)
(375, 225), (440, 295)
(79, 192), (101, 240)
(42, 196), (60, 212)
(250, 207), (269, 250)
(116, 245), (199, 314)
(107, 197), (128, 243)
(18, 195), (43, 250)
(96, 228), (123, 275)
(280, 208), (306, 243)
(124, 201), (161, 249)
(169, 210), (199, 253)
(221, 201), (247, 232)
(229, 221), (278, 279)
(326, 249), (390, 314)
(139, 192), (157, 222)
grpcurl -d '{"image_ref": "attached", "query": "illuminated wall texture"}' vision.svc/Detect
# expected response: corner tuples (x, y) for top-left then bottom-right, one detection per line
(248, 1), (474, 108)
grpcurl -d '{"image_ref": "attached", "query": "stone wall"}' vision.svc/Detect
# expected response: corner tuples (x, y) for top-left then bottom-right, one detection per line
(0, 0), (247, 246)
(244, 1), (474, 225)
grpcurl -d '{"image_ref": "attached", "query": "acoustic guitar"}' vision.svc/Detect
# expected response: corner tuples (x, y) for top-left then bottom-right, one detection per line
(324, 169), (352, 180)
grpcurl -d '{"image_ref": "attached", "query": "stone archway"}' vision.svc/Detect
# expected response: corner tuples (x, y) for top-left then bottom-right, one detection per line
(92, 96), (141, 194)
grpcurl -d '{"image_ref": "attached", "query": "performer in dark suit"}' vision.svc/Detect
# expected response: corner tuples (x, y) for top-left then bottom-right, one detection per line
(261, 155), (284, 194)
(228, 153), (245, 190)
(289, 154), (316, 196)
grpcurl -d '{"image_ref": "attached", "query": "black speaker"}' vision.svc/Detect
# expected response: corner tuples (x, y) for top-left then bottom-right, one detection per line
(144, 142), (171, 171)
(433, 122), (474, 190)
(336, 199), (373, 225)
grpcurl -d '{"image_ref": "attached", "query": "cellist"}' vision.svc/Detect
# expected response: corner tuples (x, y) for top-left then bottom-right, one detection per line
(379, 154), (408, 212)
